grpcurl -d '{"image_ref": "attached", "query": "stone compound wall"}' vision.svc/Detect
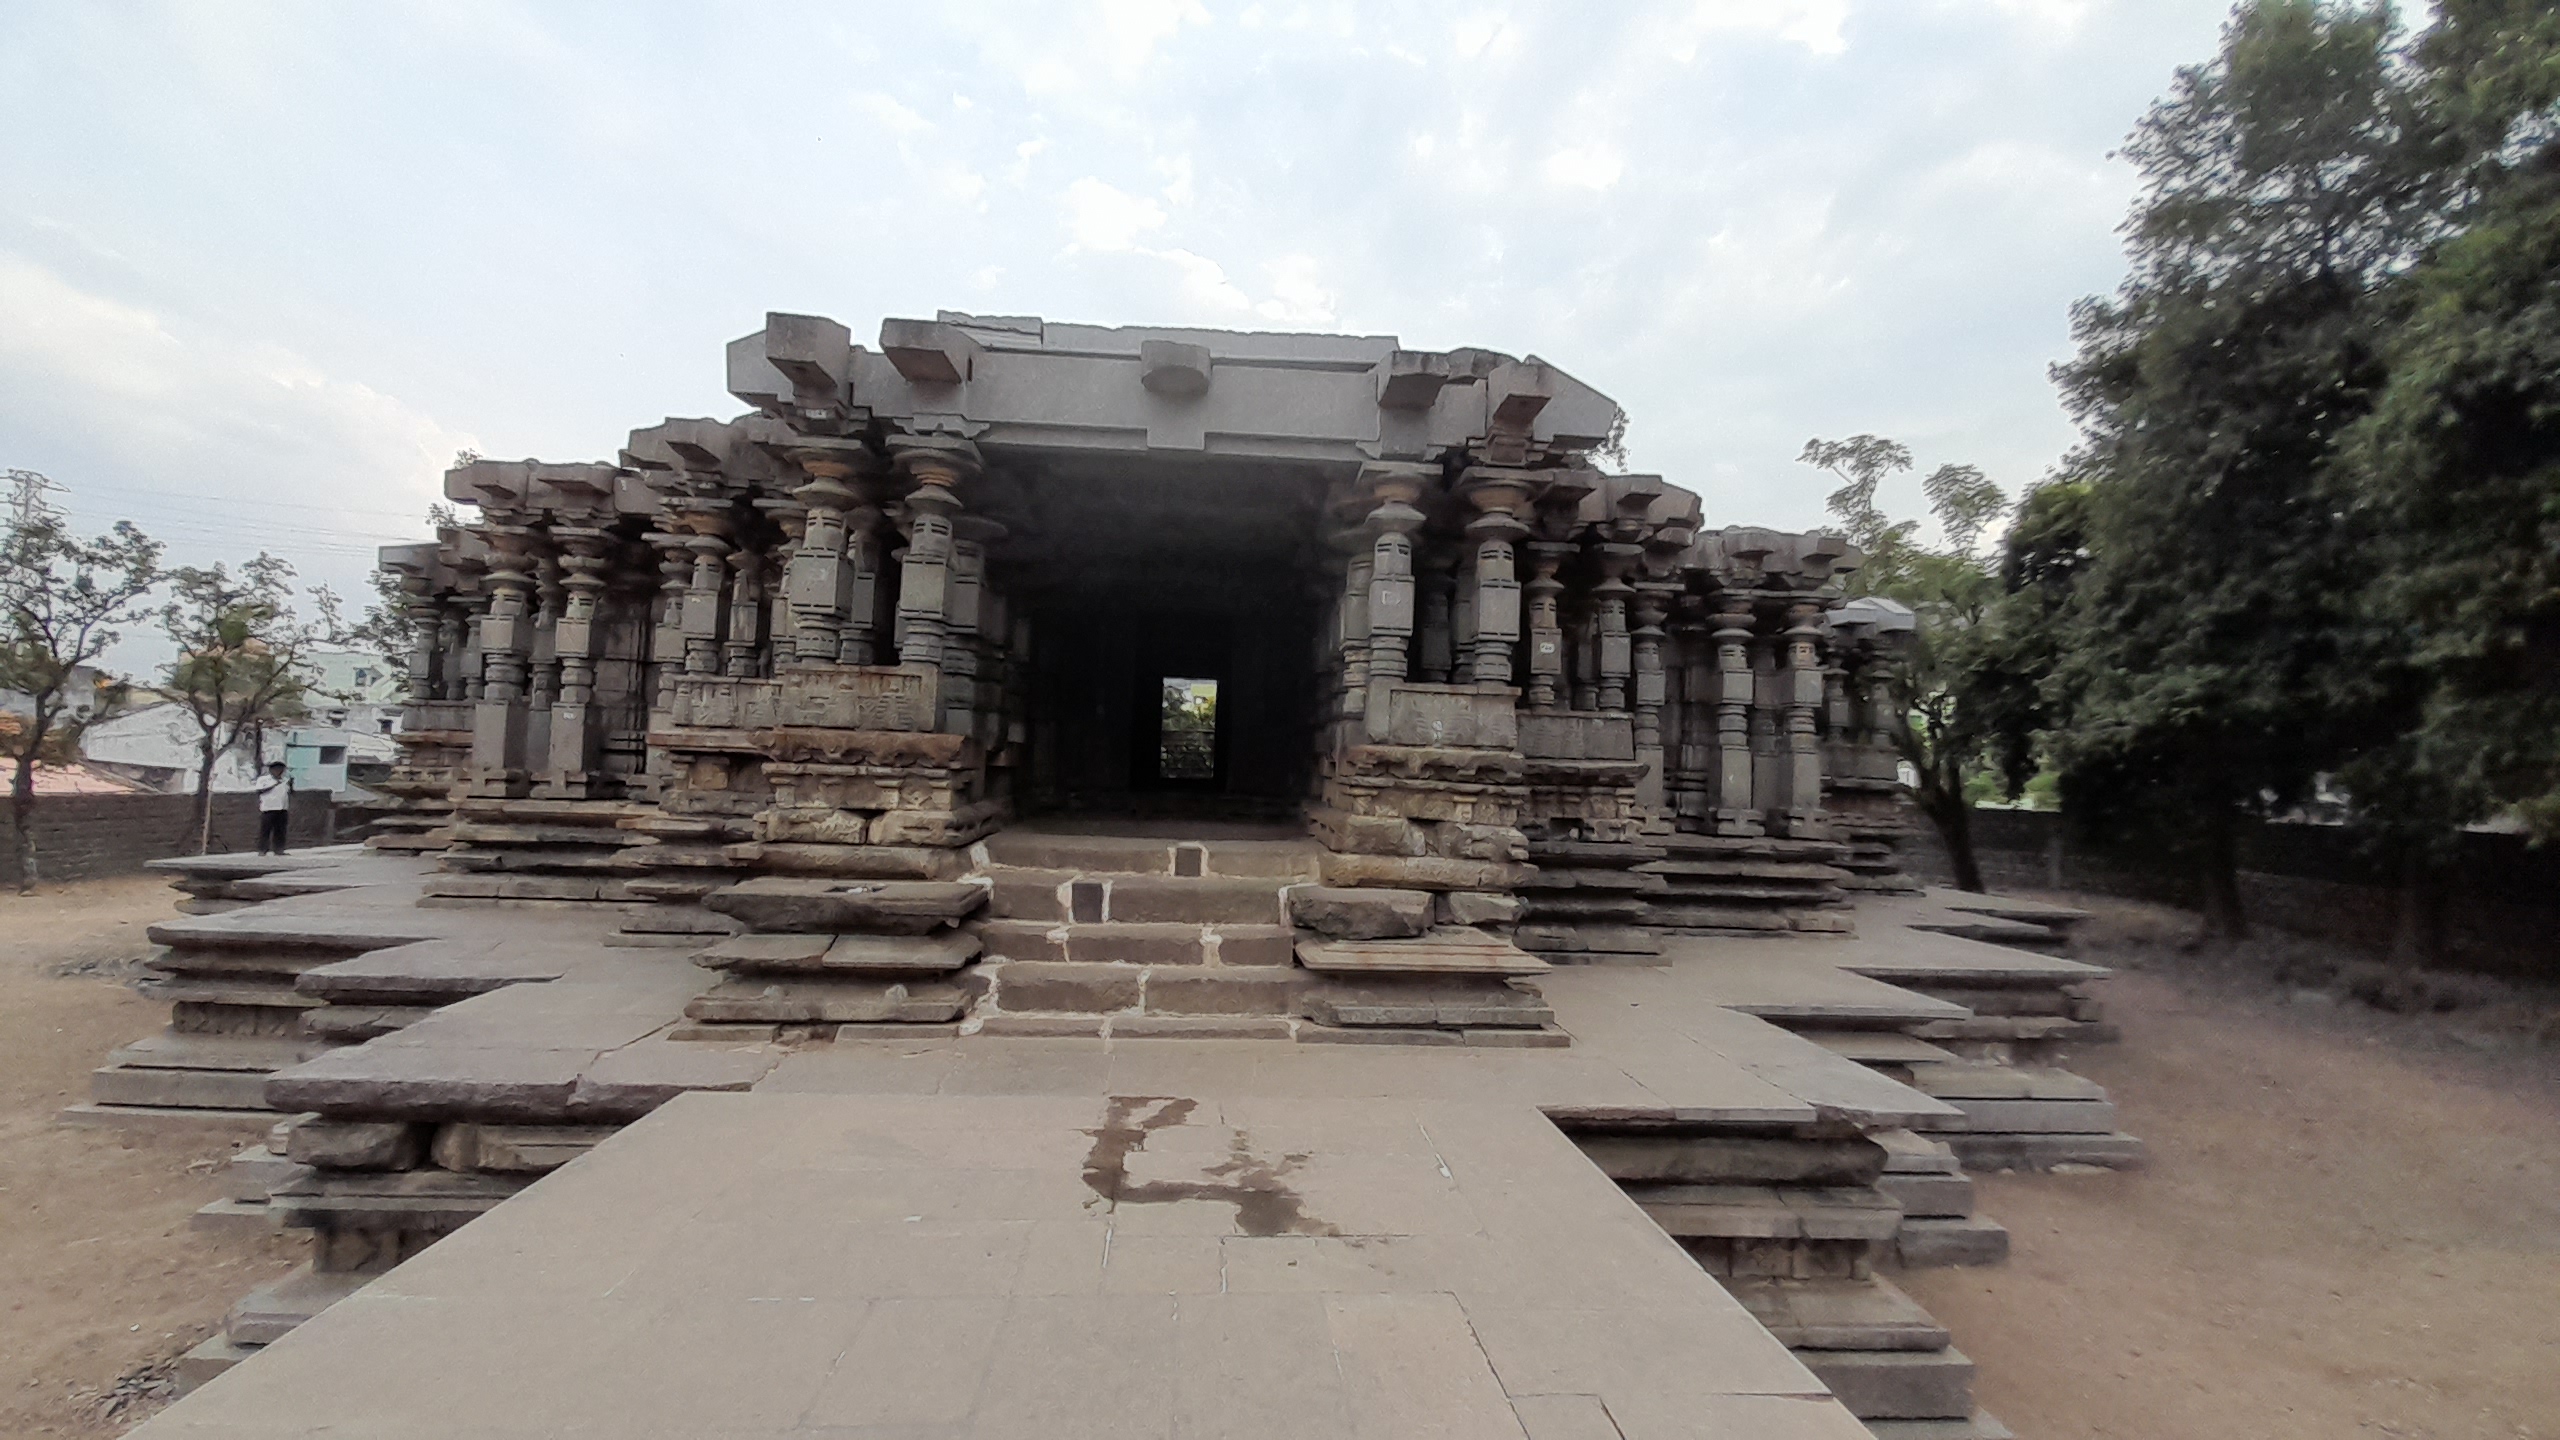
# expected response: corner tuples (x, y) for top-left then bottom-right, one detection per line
(1906, 808), (2560, 980)
(0, 791), (336, 887)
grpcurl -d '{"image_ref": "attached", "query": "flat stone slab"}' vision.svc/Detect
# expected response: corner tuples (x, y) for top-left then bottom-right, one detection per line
(1295, 926), (1550, 977)
(696, 929), (982, 975)
(703, 877), (989, 935)
(129, 1092), (1872, 1440)
(294, 940), (574, 1003)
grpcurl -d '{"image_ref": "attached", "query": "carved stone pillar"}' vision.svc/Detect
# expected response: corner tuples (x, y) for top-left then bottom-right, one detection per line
(1672, 599), (1715, 830)
(643, 532), (692, 713)
(722, 542), (764, 679)
(782, 444), (879, 667)
(889, 436), (980, 732)
(1360, 466), (1429, 695)
(435, 603), (470, 701)
(674, 507), (730, 677)
(1782, 601), (1827, 834)
(1458, 470), (1533, 686)
(543, 528), (610, 796)
(1632, 584), (1674, 816)
(470, 526), (536, 789)
(762, 505), (806, 670)
(1711, 601), (1762, 836)
(1336, 538), (1374, 725)
(528, 549), (562, 717)
(1416, 542), (1458, 685)
(944, 515), (1006, 742)
(1593, 543), (1639, 713)
(1524, 542), (1571, 712)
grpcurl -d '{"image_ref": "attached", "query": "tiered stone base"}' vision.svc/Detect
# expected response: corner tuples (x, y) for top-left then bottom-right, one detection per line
(421, 797), (647, 905)
(1515, 838), (1665, 964)
(1642, 833), (1855, 935)
(676, 875), (989, 1040)
(1290, 888), (1563, 1047)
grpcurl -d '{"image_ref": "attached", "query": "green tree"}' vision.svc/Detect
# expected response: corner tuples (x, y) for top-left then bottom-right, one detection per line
(2337, 0), (2560, 843)
(0, 473), (160, 890)
(1801, 438), (2018, 891)
(2037, 0), (2438, 936)
(159, 555), (341, 854)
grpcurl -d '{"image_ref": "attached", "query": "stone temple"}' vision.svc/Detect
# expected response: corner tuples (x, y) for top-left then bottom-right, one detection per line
(369, 310), (1920, 1040)
(86, 313), (2139, 1440)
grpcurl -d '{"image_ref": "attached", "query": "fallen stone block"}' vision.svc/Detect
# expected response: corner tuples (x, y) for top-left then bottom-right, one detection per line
(431, 1123), (622, 1174)
(1286, 885), (1434, 939)
(1894, 1216), (2009, 1268)
(1797, 1347), (1975, 1422)
(286, 1119), (425, 1170)
(225, 1265), (372, 1346)
(703, 877), (987, 934)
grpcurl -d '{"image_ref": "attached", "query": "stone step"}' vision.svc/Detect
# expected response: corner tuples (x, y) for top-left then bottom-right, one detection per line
(1797, 1347), (1975, 1422)
(304, 1004), (436, 1042)
(107, 1032), (320, 1073)
(687, 974), (982, 1025)
(1866, 1411), (2016, 1439)
(226, 1265), (371, 1346)
(1627, 1184), (1903, 1242)
(1948, 1131), (2148, 1172)
(223, 1145), (315, 1202)
(1574, 1133), (1890, 1187)
(979, 918), (1295, 969)
(1722, 1276), (1950, 1352)
(987, 960), (1307, 1018)
(295, 941), (573, 1005)
(1907, 914), (2068, 952)
(693, 930), (982, 975)
(1296, 1023), (1569, 1048)
(1295, 927), (1549, 977)
(983, 869), (1290, 926)
(1300, 978), (1555, 1030)
(1876, 1171), (1975, 1220)
(173, 1334), (259, 1397)
(1947, 1098), (2118, 1134)
(1802, 1032), (1961, 1067)
(704, 877), (988, 934)
(1893, 1216), (2009, 1268)
(1653, 906), (1855, 934)
(91, 1065), (274, 1110)
(1871, 1129), (1961, 1176)
(190, 1198), (276, 1236)
(54, 1102), (282, 1135)
(980, 830), (1318, 878)
(1907, 1063), (2105, 1102)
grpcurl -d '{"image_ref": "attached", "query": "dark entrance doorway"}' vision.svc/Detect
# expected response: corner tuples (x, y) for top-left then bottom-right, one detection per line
(983, 453), (1332, 822)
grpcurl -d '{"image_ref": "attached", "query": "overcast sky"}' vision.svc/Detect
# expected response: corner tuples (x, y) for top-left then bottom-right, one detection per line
(0, 0), (2240, 671)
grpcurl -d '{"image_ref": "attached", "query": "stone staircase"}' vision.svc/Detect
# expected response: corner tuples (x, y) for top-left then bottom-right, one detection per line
(1641, 833), (1856, 935)
(1565, 1119), (2008, 1437)
(971, 828), (1316, 1038)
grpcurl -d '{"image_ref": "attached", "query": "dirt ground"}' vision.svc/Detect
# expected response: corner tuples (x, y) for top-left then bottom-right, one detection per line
(0, 876), (302, 1440)
(3, 878), (2557, 1437)
(1901, 896), (2560, 1440)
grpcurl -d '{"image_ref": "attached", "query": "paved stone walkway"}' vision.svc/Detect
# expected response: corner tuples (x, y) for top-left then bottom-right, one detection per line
(135, 1090), (1873, 1439)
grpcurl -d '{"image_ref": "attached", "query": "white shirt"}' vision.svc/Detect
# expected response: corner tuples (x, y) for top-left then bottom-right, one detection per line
(257, 774), (291, 812)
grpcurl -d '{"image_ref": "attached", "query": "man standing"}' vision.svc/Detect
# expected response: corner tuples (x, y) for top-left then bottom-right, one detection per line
(255, 760), (292, 856)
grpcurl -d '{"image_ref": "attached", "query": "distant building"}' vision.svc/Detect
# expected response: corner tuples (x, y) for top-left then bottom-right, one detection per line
(79, 702), (269, 793)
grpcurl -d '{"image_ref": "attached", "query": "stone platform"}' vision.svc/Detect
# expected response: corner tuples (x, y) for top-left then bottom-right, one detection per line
(94, 849), (2123, 1436)
(134, 1091), (1874, 1439)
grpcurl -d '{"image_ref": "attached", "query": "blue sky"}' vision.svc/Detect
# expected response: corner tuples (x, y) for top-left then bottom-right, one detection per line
(0, 0), (2239, 670)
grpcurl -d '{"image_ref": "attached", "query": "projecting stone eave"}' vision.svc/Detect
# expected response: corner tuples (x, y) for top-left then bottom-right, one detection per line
(721, 309), (1625, 472)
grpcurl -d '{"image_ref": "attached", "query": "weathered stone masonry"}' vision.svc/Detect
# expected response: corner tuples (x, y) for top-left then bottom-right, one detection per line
(369, 312), (1920, 1036)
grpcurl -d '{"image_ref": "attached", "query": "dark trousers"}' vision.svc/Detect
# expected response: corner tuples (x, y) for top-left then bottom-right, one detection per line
(257, 809), (290, 855)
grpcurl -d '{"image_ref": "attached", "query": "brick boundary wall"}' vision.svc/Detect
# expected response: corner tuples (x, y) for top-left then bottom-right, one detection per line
(1904, 808), (2560, 981)
(0, 790), (337, 888)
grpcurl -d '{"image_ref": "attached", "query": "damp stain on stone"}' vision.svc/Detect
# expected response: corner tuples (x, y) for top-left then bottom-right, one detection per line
(1081, 1094), (1336, 1238)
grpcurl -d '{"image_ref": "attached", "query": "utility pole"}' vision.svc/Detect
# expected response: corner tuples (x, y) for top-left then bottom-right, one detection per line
(5, 468), (59, 532)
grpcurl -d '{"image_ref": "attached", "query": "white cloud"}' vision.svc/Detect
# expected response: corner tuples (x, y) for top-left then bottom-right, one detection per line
(1156, 248), (1253, 313)
(1667, 0), (1851, 59)
(1060, 177), (1168, 251)
(1542, 143), (1624, 190)
(1453, 11), (1519, 60)
(1254, 255), (1336, 326)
